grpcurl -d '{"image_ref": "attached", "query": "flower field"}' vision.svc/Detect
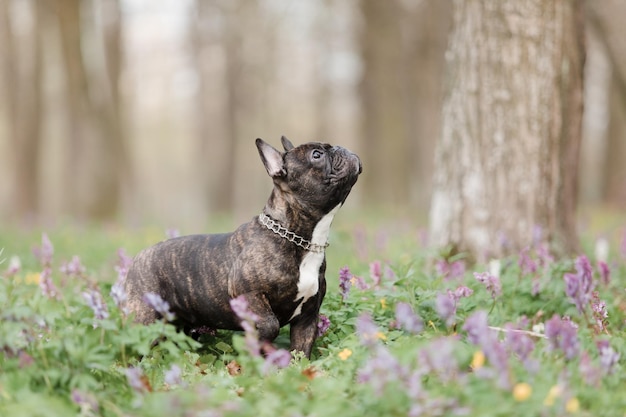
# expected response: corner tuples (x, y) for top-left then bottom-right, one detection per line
(1, 216), (625, 417)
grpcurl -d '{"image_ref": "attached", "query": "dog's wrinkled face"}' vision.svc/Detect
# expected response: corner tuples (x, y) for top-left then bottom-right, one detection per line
(256, 137), (362, 213)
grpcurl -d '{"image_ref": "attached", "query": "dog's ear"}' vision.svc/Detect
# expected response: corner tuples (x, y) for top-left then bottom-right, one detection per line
(256, 138), (286, 178)
(281, 136), (295, 151)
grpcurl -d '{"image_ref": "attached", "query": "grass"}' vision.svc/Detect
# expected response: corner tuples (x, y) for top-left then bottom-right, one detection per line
(0, 210), (625, 417)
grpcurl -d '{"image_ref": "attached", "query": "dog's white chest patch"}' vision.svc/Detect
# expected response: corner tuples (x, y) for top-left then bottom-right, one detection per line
(290, 204), (342, 321)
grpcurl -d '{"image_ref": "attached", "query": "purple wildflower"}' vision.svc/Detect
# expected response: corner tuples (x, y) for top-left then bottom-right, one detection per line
(621, 229), (626, 259)
(462, 311), (510, 388)
(357, 345), (405, 396)
(39, 267), (59, 299)
(110, 279), (127, 314)
(111, 249), (132, 313)
(597, 340), (620, 375)
(262, 346), (292, 374)
(504, 325), (535, 362)
(317, 314), (331, 337)
(579, 351), (601, 386)
(537, 243), (554, 265)
(436, 292), (456, 326)
(473, 271), (502, 299)
(544, 314), (580, 360)
(352, 275), (369, 290)
(71, 389), (99, 414)
(338, 266), (353, 301)
(591, 292), (608, 332)
(82, 289), (109, 324)
(143, 292), (175, 322)
(597, 261), (610, 286)
(33, 233), (54, 267)
(230, 295), (261, 357)
(453, 285), (473, 299)
(60, 255), (86, 277)
(230, 295), (259, 323)
(164, 364), (183, 386)
(462, 310), (489, 345)
(436, 286), (472, 327)
(564, 255), (595, 314)
(449, 260), (466, 280)
(435, 259), (466, 281)
(115, 248), (133, 281)
(518, 247), (537, 275)
(356, 313), (383, 347)
(369, 260), (382, 287)
(394, 302), (423, 333)
(124, 367), (149, 393)
(504, 324), (537, 372)
(418, 336), (459, 383)
(165, 228), (180, 239)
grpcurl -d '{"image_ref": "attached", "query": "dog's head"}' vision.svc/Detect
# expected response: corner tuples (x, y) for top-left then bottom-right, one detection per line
(256, 136), (361, 213)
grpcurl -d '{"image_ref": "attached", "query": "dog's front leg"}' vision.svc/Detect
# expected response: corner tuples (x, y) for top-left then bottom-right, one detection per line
(289, 278), (326, 358)
(242, 293), (280, 343)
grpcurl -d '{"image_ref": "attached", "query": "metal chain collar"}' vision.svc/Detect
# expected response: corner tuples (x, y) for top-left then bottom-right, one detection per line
(258, 213), (328, 254)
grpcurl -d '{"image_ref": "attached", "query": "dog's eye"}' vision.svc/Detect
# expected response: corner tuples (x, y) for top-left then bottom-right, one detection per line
(311, 150), (324, 160)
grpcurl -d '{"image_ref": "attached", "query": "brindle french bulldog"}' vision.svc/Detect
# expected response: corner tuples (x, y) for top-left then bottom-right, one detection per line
(124, 136), (361, 358)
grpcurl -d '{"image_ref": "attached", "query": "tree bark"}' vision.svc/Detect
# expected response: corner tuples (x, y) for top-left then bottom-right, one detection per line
(429, 0), (585, 261)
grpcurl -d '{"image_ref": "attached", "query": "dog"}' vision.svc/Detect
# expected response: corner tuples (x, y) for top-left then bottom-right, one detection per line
(124, 136), (361, 358)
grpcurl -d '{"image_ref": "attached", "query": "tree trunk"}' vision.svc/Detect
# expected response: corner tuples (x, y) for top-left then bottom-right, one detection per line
(358, 0), (451, 211)
(54, 0), (92, 217)
(429, 0), (585, 261)
(358, 0), (411, 207)
(91, 0), (129, 219)
(54, 0), (127, 220)
(587, 0), (626, 208)
(604, 78), (626, 207)
(0, 0), (45, 221)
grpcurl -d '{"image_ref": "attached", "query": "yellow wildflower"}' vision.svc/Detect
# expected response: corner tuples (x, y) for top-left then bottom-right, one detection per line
(566, 397), (580, 413)
(379, 298), (387, 310)
(338, 348), (352, 361)
(375, 331), (387, 341)
(470, 351), (485, 370)
(512, 382), (532, 402)
(25, 272), (41, 285)
(544, 385), (562, 406)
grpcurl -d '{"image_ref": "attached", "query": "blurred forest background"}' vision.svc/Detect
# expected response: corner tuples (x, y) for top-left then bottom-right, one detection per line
(0, 0), (624, 230)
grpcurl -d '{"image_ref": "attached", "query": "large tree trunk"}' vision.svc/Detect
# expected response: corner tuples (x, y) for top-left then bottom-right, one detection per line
(429, 0), (585, 261)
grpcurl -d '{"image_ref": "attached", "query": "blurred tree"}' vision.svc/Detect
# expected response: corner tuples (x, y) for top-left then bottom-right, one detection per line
(190, 0), (236, 214)
(587, 0), (626, 208)
(54, 0), (127, 220)
(189, 0), (271, 217)
(429, 0), (585, 260)
(358, 0), (451, 211)
(0, 0), (45, 221)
